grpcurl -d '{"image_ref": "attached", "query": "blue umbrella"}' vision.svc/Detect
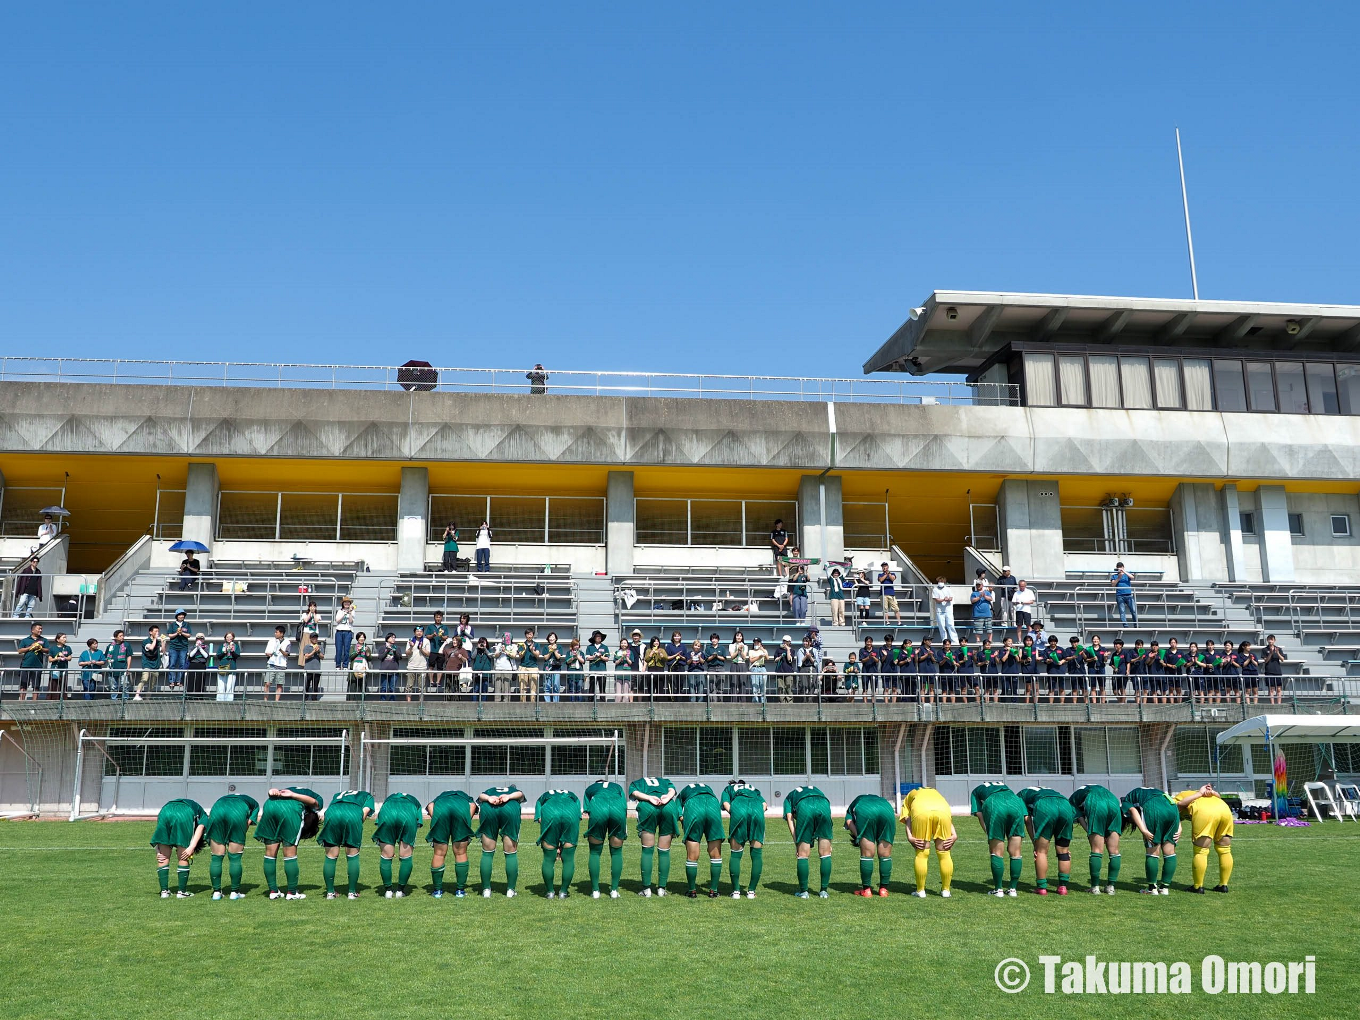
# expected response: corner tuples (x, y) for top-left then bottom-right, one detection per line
(169, 540), (210, 553)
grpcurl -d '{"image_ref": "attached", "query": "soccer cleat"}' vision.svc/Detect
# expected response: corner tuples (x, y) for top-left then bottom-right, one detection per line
(940, 889), (951, 898)
(655, 888), (667, 897)
(746, 891), (756, 899)
(326, 892), (339, 900)
(505, 889), (517, 898)
(1189, 886), (1205, 894)
(229, 891), (246, 900)
(1091, 886), (1103, 894)
(707, 890), (719, 898)
(857, 887), (873, 897)
(546, 890), (556, 900)
(686, 890), (698, 899)
(1158, 886), (1170, 896)
(1106, 883), (1116, 895)
(592, 890), (601, 899)
(1006, 888), (1017, 897)
(348, 893), (361, 900)
(610, 890), (620, 899)
(482, 888), (492, 898)
(1139, 886), (1156, 895)
(819, 890), (829, 899)
(639, 888), (652, 898)
(285, 892), (306, 900)
(430, 890), (443, 899)
(795, 891), (810, 899)
(1057, 885), (1069, 896)
(1035, 888), (1048, 896)
(732, 890), (742, 899)
(268, 890), (285, 900)
(394, 890), (405, 899)
(990, 889), (1006, 897)
(560, 892), (570, 899)
(878, 886), (889, 898)
(160, 890), (172, 899)
(455, 889), (466, 898)
(212, 891), (223, 900)
(177, 890), (194, 898)
(385, 889), (394, 899)
(1211, 885), (1230, 894)
(913, 890), (927, 898)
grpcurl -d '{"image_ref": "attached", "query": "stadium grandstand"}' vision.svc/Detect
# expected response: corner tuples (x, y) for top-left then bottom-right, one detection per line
(4, 289), (1360, 821)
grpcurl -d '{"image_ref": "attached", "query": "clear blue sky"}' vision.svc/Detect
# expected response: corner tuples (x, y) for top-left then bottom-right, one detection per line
(2, 2), (1357, 375)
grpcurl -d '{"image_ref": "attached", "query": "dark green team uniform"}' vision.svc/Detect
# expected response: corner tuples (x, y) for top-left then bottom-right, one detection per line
(477, 785), (523, 842)
(204, 793), (259, 846)
(254, 787), (322, 846)
(372, 792), (424, 847)
(845, 794), (897, 846)
(970, 782), (1025, 841)
(1070, 784), (1122, 837)
(1019, 786), (1075, 843)
(427, 789), (477, 844)
(584, 780), (628, 842)
(629, 777), (681, 837)
(678, 783), (725, 843)
(783, 786), (833, 845)
(721, 782), (767, 844)
(319, 790), (375, 848)
(1122, 787), (1180, 843)
(151, 798), (207, 848)
(535, 789), (583, 847)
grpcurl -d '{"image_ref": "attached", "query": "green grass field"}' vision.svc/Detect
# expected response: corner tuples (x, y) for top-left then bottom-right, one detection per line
(1, 820), (1356, 1019)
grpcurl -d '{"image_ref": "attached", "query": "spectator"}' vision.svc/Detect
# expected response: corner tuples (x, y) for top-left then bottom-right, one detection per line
(177, 551), (201, 592)
(264, 625), (292, 702)
(796, 635), (819, 698)
(728, 630), (749, 701)
(1028, 619), (1047, 648)
(564, 638), (586, 702)
(773, 634), (796, 702)
(297, 600), (320, 643)
(406, 627), (430, 701)
(165, 610), (191, 690)
(859, 635), (879, 701)
(187, 632), (212, 697)
(969, 581), (994, 641)
(37, 513), (58, 546)
(1010, 579), (1037, 642)
(474, 521), (493, 573)
(826, 568), (846, 627)
(445, 636), (470, 696)
(299, 630), (324, 701)
(441, 523), (460, 572)
(878, 562), (902, 627)
(105, 629), (133, 701)
(1110, 562), (1138, 627)
(1263, 634), (1287, 705)
(686, 640), (707, 701)
(217, 630), (241, 701)
(915, 638), (937, 703)
(995, 566), (1017, 630)
(821, 655), (839, 699)
(527, 363), (548, 395)
(455, 612), (476, 652)
(347, 633), (370, 702)
(79, 637), (105, 700)
(134, 625), (164, 701)
(493, 632), (516, 702)
(471, 636), (494, 702)
(13, 558), (42, 618)
(613, 639), (633, 702)
(789, 563), (809, 623)
(375, 632), (403, 702)
(427, 610), (450, 687)
(703, 632), (727, 699)
(931, 577), (957, 642)
(748, 637), (768, 704)
(517, 629), (541, 702)
(585, 630), (609, 701)
(43, 631), (70, 700)
(642, 636), (667, 699)
(843, 651), (861, 701)
(542, 633), (565, 703)
(665, 630), (687, 700)
(770, 519), (790, 577)
(974, 568), (991, 589)
(333, 597), (356, 669)
(853, 569), (873, 622)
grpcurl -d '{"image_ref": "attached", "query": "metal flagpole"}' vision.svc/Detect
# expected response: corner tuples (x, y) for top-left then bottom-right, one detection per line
(1176, 128), (1199, 300)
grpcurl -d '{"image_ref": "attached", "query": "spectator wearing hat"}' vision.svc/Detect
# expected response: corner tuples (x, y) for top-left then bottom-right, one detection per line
(165, 610), (191, 689)
(585, 630), (610, 701)
(826, 567), (846, 626)
(995, 565), (1017, 630)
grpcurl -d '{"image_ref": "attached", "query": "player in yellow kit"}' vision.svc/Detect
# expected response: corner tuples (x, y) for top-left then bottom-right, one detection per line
(899, 786), (956, 898)
(1175, 784), (1234, 893)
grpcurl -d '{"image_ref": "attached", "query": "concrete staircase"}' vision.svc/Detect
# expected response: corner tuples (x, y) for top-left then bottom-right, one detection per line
(574, 574), (618, 646)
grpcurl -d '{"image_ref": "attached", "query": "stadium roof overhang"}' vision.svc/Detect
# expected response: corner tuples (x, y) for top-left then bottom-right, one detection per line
(863, 291), (1360, 376)
(1215, 714), (1360, 746)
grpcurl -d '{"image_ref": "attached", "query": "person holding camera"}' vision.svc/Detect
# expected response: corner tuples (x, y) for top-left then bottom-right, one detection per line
(475, 521), (493, 573)
(441, 523), (460, 572)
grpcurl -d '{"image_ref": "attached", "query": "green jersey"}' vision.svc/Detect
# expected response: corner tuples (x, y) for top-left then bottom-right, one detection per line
(372, 791), (424, 847)
(431, 789), (476, 812)
(151, 798), (207, 848)
(1018, 786), (1066, 811)
(1122, 787), (1174, 810)
(782, 785), (828, 816)
(204, 793), (260, 846)
(535, 789), (582, 819)
(721, 781), (766, 812)
(628, 777), (676, 803)
(330, 789), (376, 814)
(535, 789), (582, 847)
(677, 783), (717, 808)
(584, 780), (627, 813)
(969, 782), (1014, 813)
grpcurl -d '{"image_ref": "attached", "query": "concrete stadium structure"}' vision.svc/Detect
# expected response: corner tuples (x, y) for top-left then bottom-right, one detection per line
(3, 291), (1360, 818)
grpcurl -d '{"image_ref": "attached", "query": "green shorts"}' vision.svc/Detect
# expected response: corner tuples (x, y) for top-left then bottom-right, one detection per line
(478, 801), (523, 843)
(980, 795), (1026, 842)
(204, 808), (252, 847)
(1029, 798), (1075, 844)
(635, 800), (682, 838)
(585, 803), (628, 843)
(427, 802), (475, 845)
(538, 810), (582, 848)
(850, 805), (897, 846)
(254, 801), (307, 847)
(727, 805), (766, 845)
(1140, 799), (1180, 845)
(1080, 792), (1123, 838)
(792, 797), (833, 846)
(682, 798), (725, 844)
(372, 810), (421, 848)
(151, 803), (199, 848)
(318, 802), (367, 848)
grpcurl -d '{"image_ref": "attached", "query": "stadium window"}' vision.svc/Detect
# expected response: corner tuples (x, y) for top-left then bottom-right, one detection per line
(950, 727), (969, 776)
(551, 728), (623, 777)
(1118, 357), (1152, 408)
(105, 725), (185, 777)
(1106, 728), (1143, 773)
(966, 726), (1003, 774)
(1288, 513), (1305, 537)
(1183, 358), (1213, 410)
(1088, 355), (1120, 407)
(1057, 725), (1075, 775)
(1002, 725), (1025, 775)
(1074, 727), (1108, 773)
(1057, 355), (1088, 406)
(698, 727), (734, 774)
(772, 727), (808, 775)
(188, 726), (267, 777)
(1152, 358), (1184, 409)
(736, 726), (773, 775)
(1331, 515), (1351, 538)
(1338, 364), (1360, 416)
(863, 728), (879, 774)
(662, 726), (698, 775)
(933, 726), (955, 776)
(1023, 353), (1057, 406)
(275, 726), (345, 777)
(1211, 730), (1244, 773)
(1275, 362), (1308, 414)
(1239, 511), (1256, 537)
(1246, 361), (1277, 412)
(1305, 362), (1340, 414)
(1023, 727), (1060, 774)
(1212, 360), (1247, 412)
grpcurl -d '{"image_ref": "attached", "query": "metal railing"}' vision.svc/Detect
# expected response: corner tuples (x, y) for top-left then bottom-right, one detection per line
(615, 575), (806, 631)
(0, 357), (1022, 405)
(635, 498), (798, 547)
(1060, 505), (1176, 554)
(843, 502), (890, 548)
(378, 576), (577, 630)
(0, 486), (66, 538)
(427, 494), (605, 545)
(1285, 590), (1360, 638)
(119, 570), (345, 630)
(1069, 586), (1230, 634)
(152, 489), (186, 540)
(216, 491), (399, 542)
(968, 503), (1001, 553)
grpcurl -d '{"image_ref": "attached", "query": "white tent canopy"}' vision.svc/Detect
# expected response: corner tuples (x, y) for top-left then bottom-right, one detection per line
(1216, 715), (1360, 746)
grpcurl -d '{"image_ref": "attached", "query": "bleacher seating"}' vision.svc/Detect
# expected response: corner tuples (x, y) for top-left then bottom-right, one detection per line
(1030, 579), (1250, 642)
(379, 572), (577, 637)
(615, 570), (803, 645)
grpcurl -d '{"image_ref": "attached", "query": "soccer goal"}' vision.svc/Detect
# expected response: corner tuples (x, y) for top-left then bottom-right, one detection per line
(70, 728), (350, 821)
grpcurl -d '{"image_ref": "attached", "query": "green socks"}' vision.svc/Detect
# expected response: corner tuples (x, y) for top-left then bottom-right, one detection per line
(177, 866), (190, 893)
(323, 855), (337, 895)
(347, 853), (360, 895)
(542, 850), (557, 892)
(640, 845), (655, 887)
(748, 847), (762, 891)
(796, 857), (810, 893)
(228, 852), (243, 892)
(1090, 853), (1103, 885)
(589, 844), (602, 892)
(729, 847), (744, 890)
(379, 855), (394, 890)
(157, 865), (170, 892)
(505, 851), (518, 891)
(819, 854), (832, 893)
(610, 845), (623, 892)
(1145, 854), (1160, 886)
(989, 853), (1004, 890)
(1160, 853), (1176, 886)
(210, 854), (224, 892)
(686, 860), (698, 893)
(1037, 876), (1048, 890)
(284, 857), (299, 894)
(879, 856), (892, 888)
(480, 851), (494, 891)
(454, 859), (469, 892)
(263, 855), (278, 893)
(859, 856), (874, 888)
(709, 856), (722, 893)
(431, 865), (445, 893)
(397, 855), (413, 890)
(1008, 856), (1022, 890)
(560, 847), (575, 892)
(1108, 854), (1121, 884)
(657, 848), (671, 888)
